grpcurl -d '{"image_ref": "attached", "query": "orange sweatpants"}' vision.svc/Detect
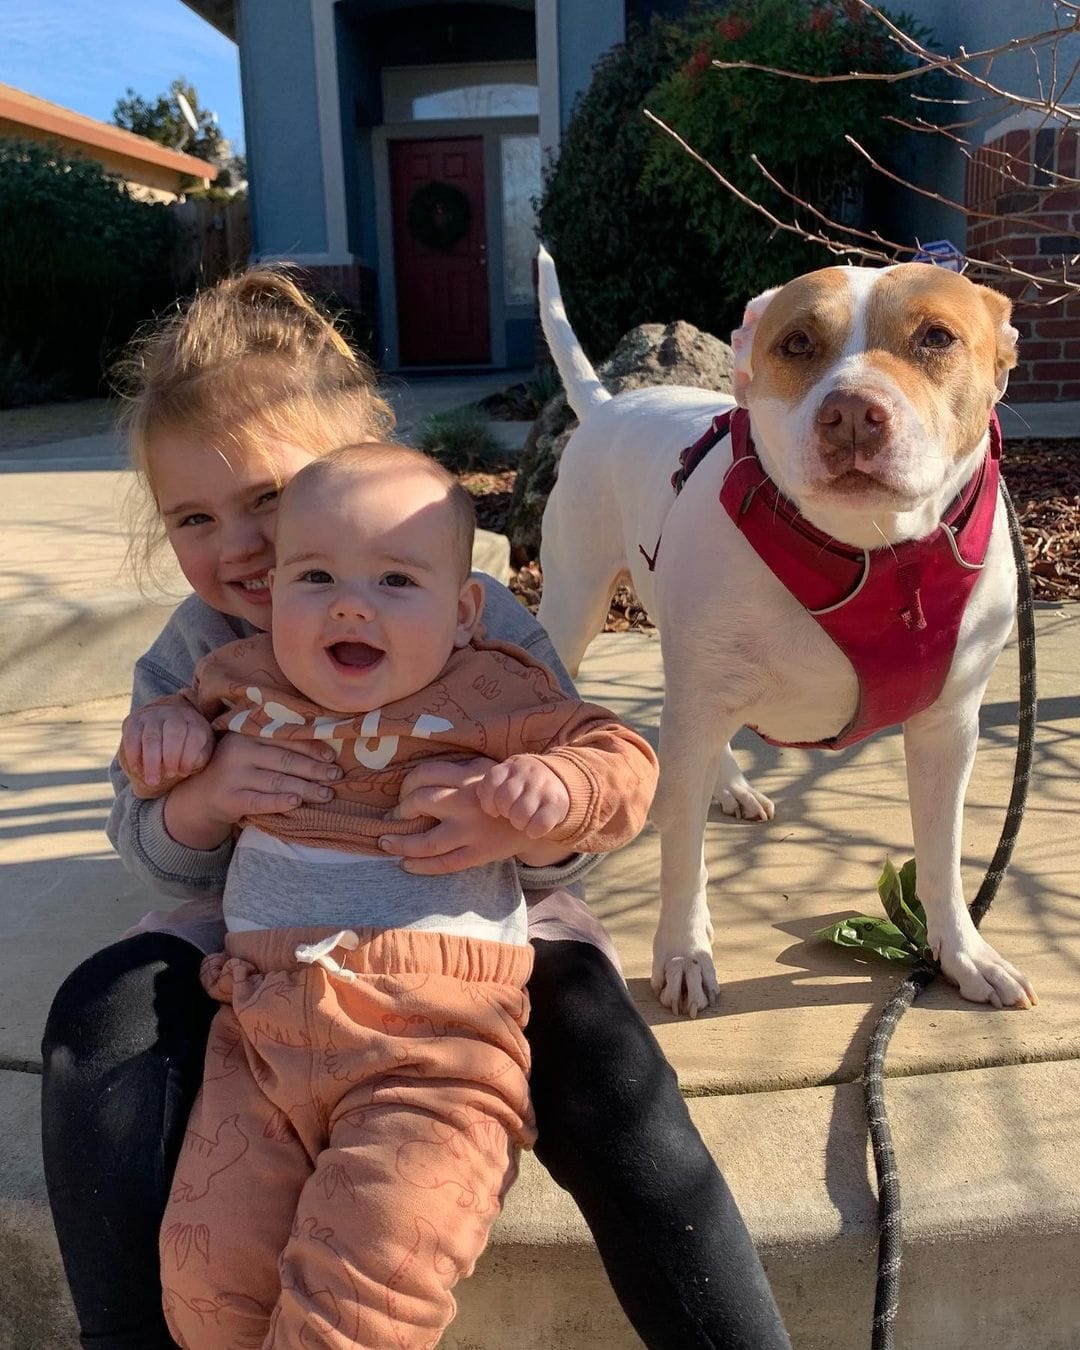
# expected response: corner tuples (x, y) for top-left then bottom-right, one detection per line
(160, 926), (534, 1350)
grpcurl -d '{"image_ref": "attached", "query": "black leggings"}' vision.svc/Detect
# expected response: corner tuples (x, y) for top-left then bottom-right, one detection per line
(41, 932), (791, 1350)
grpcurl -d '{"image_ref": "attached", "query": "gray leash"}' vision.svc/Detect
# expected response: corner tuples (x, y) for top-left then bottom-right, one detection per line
(865, 479), (1037, 1349)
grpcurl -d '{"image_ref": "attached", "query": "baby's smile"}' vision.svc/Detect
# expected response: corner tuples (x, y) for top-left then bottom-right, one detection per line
(326, 641), (384, 672)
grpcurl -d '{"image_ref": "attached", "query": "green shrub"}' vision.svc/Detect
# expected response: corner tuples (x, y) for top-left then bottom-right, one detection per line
(0, 139), (176, 403)
(525, 364), (563, 410)
(537, 17), (699, 360)
(539, 0), (934, 357)
(415, 407), (503, 472)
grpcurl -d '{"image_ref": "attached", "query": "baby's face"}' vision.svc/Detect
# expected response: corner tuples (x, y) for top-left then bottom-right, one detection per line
(269, 468), (480, 713)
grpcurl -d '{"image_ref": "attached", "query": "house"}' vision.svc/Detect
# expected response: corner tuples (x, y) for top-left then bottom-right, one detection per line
(181, 0), (623, 370)
(182, 0), (1080, 398)
(0, 83), (218, 202)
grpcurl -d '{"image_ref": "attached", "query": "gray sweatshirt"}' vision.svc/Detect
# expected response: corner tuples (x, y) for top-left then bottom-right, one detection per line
(108, 576), (601, 953)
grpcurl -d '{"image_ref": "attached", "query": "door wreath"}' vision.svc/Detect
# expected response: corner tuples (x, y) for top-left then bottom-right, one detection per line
(406, 181), (472, 252)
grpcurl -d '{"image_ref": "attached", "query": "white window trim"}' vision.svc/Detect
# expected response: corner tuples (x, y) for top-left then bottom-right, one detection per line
(982, 107), (1080, 144)
(537, 0), (560, 165)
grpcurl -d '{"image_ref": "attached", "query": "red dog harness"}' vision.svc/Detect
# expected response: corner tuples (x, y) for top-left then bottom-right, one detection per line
(659, 406), (1002, 750)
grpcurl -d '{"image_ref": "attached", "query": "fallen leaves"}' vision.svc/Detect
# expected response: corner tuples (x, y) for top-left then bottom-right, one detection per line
(506, 566), (654, 633)
(1005, 441), (1080, 602)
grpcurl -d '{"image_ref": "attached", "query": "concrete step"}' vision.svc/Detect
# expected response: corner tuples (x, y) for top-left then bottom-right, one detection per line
(7, 1061), (1079, 1349)
(2, 615), (1078, 1347)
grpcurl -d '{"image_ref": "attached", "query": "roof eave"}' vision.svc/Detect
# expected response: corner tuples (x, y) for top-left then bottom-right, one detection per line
(179, 0), (237, 42)
(0, 85), (220, 180)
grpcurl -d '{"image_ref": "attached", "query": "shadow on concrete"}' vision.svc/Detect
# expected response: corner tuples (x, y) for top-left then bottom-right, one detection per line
(0, 854), (160, 1068)
(0, 455), (126, 474)
(1, 594), (178, 714)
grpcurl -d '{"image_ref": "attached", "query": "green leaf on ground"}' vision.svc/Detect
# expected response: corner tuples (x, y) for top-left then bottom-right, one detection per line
(815, 857), (933, 965)
(814, 914), (920, 965)
(877, 858), (930, 955)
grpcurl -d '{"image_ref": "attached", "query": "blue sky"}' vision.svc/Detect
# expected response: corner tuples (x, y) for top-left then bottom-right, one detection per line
(0, 0), (245, 152)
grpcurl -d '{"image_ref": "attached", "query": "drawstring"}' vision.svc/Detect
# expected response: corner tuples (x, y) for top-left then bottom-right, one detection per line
(295, 930), (361, 982)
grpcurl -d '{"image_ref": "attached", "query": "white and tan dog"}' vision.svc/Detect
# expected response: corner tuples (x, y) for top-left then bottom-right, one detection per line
(536, 246), (1037, 1017)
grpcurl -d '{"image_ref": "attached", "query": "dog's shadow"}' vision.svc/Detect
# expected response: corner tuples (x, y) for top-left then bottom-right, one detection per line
(624, 913), (924, 1031)
(621, 908), (995, 1060)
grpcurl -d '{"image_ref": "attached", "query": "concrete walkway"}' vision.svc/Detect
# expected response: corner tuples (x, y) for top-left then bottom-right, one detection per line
(0, 378), (525, 714)
(1, 383), (1078, 1347)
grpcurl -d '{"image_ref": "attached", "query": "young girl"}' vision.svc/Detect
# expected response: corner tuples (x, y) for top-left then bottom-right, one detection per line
(40, 268), (792, 1350)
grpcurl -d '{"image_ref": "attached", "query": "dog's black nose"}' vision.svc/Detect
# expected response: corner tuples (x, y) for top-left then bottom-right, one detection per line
(816, 391), (891, 457)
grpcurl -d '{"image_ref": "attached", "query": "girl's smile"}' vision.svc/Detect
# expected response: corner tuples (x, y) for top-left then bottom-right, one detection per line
(229, 571), (274, 607)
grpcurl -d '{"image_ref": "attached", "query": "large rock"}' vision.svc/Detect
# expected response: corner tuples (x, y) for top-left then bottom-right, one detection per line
(505, 320), (735, 561)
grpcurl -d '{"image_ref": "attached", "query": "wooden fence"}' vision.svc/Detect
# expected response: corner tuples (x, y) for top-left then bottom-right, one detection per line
(170, 196), (251, 289)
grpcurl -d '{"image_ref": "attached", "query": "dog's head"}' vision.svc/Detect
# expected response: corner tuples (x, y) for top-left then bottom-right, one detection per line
(730, 264), (1018, 542)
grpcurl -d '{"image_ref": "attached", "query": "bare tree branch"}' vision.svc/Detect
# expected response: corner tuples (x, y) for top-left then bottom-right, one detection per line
(844, 134), (1073, 237)
(708, 1), (1080, 122)
(751, 153), (914, 255)
(886, 114), (1080, 191)
(652, 0), (1080, 306)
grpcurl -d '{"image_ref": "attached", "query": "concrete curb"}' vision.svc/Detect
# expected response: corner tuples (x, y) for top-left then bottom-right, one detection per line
(0, 1073), (79, 1350)
(7, 1061), (1079, 1349)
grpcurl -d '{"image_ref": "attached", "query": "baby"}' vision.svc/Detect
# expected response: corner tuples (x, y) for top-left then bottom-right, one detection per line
(120, 443), (658, 1350)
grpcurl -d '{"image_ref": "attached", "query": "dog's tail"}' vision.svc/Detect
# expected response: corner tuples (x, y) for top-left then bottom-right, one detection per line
(537, 245), (611, 419)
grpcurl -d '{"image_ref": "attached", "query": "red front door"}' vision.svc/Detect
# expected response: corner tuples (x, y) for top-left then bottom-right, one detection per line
(390, 137), (491, 365)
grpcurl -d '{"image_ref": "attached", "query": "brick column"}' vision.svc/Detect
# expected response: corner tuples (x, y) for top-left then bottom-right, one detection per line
(966, 126), (1080, 402)
(296, 262), (379, 356)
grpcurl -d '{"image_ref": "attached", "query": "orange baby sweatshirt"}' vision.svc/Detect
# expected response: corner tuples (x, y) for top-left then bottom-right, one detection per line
(123, 633), (658, 857)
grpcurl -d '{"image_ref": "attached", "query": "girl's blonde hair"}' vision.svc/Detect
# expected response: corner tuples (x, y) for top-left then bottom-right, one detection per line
(117, 265), (395, 587)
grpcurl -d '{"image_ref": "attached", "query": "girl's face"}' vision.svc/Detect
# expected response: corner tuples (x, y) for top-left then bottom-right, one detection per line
(150, 431), (316, 629)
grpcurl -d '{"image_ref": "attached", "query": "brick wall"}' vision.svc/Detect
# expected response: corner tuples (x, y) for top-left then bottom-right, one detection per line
(966, 127), (1080, 401)
(297, 262), (379, 357)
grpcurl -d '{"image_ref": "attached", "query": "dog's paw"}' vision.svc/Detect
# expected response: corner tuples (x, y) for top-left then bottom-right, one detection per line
(714, 775), (775, 822)
(935, 933), (1038, 1009)
(651, 942), (719, 1019)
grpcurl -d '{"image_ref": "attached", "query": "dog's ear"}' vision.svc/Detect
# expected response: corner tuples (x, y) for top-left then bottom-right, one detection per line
(731, 287), (781, 408)
(976, 283), (1019, 401)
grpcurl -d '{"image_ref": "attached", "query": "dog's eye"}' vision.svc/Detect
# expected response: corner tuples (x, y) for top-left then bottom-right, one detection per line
(779, 331), (814, 357)
(921, 326), (955, 350)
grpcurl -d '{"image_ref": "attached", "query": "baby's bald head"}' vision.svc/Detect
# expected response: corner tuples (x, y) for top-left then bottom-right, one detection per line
(277, 442), (476, 579)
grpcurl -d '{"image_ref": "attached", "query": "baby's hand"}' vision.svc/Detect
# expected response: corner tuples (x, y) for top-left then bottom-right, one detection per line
(121, 702), (215, 792)
(475, 756), (570, 839)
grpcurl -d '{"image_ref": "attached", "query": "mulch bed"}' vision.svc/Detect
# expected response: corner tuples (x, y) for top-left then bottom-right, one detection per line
(1001, 440), (1080, 603)
(460, 437), (1080, 629)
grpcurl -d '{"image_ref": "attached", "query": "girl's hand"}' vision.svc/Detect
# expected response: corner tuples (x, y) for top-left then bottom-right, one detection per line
(475, 755), (571, 838)
(121, 702), (214, 791)
(383, 758), (573, 874)
(163, 731), (343, 851)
